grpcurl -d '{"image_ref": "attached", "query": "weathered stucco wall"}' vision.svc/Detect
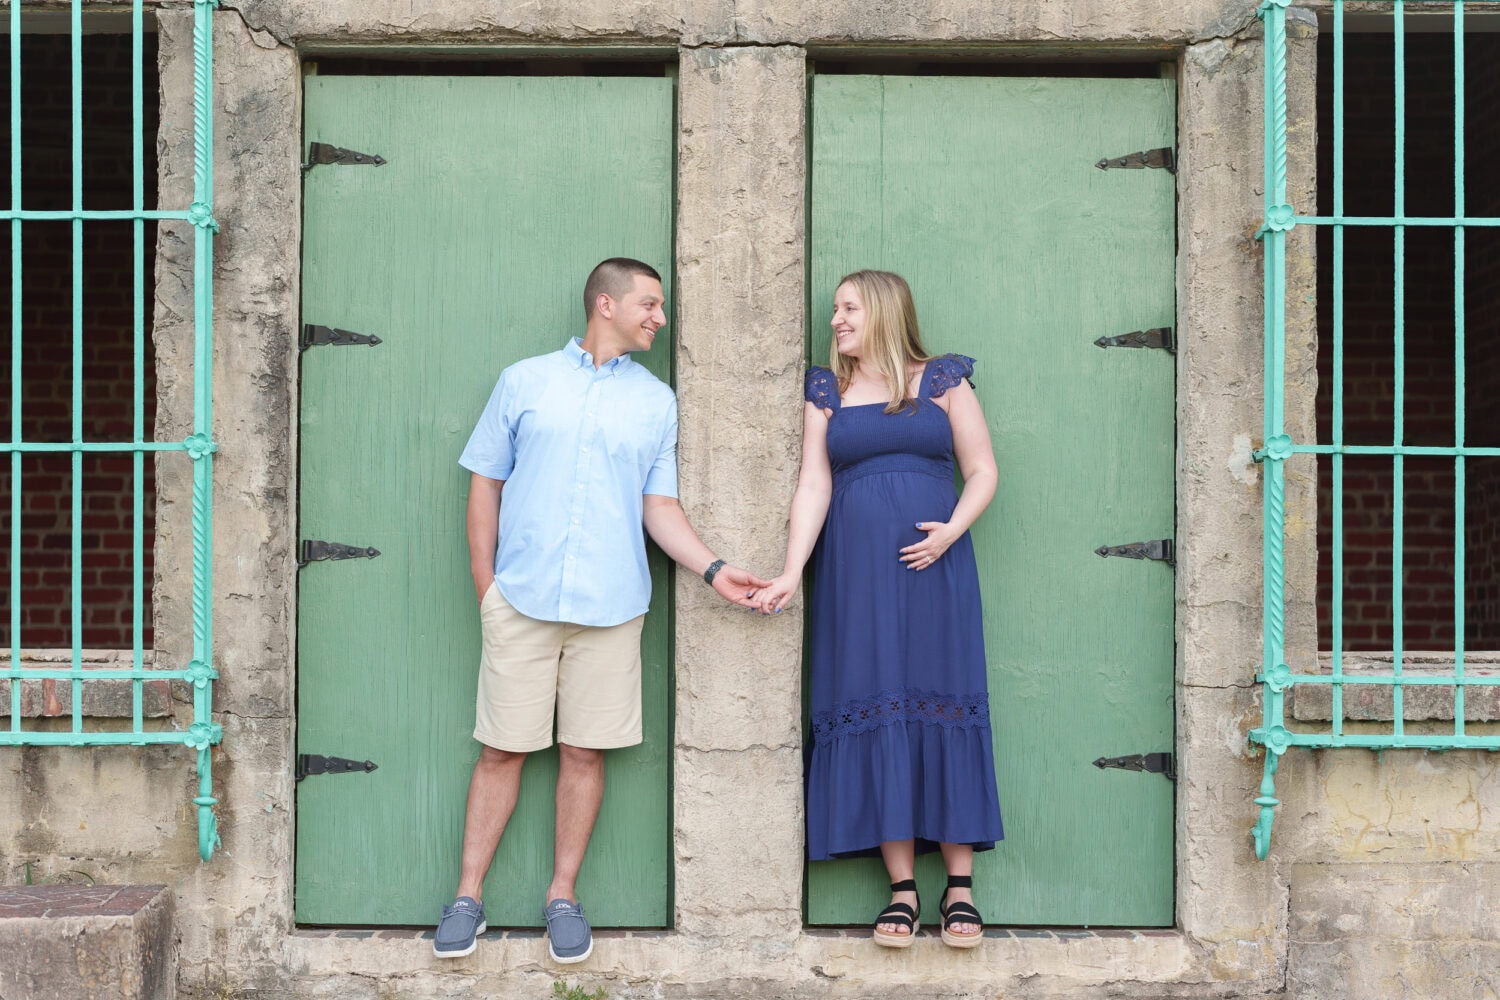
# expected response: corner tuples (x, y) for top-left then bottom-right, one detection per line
(3, 2), (1497, 998)
(672, 42), (808, 952)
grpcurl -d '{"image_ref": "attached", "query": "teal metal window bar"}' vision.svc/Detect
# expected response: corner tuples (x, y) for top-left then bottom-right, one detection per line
(1251, 0), (1500, 858)
(1, 1), (221, 860)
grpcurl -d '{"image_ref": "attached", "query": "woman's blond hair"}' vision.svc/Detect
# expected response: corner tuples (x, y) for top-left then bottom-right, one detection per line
(830, 269), (931, 415)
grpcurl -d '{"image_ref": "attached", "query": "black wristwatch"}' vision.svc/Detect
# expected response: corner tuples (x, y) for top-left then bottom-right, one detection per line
(703, 559), (726, 585)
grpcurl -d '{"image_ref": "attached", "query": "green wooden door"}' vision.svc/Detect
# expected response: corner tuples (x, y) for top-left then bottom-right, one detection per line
(296, 75), (675, 927)
(808, 75), (1176, 926)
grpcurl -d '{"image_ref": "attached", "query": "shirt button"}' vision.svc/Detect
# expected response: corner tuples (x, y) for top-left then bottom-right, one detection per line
(566, 554), (575, 561)
(586, 412), (595, 418)
(572, 517), (580, 525)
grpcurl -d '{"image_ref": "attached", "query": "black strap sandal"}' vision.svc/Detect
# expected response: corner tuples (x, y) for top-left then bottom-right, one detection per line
(939, 874), (984, 949)
(872, 878), (921, 948)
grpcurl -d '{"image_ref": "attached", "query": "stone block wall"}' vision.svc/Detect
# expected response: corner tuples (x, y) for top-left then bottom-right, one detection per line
(1289, 861), (1500, 999)
(0, 884), (176, 1000)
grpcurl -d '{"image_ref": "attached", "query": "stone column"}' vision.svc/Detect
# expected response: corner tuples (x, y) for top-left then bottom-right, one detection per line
(1173, 22), (1280, 971)
(1172, 8), (1319, 978)
(672, 43), (807, 946)
(154, 10), (301, 977)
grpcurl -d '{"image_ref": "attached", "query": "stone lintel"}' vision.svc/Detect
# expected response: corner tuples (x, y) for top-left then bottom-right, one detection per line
(230, 0), (1264, 49)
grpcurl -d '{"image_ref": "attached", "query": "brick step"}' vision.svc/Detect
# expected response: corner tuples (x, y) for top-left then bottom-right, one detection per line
(0, 885), (174, 1000)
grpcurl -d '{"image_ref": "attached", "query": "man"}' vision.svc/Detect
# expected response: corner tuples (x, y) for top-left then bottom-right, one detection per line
(434, 258), (766, 963)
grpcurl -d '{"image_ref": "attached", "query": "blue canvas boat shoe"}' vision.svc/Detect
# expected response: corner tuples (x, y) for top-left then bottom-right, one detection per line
(433, 896), (486, 958)
(544, 897), (593, 964)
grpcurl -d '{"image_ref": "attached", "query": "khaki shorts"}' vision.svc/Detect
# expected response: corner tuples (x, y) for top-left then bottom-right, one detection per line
(473, 582), (644, 752)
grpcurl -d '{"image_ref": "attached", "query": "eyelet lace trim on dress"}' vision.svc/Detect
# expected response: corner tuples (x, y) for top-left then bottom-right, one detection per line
(805, 367), (838, 410)
(812, 687), (991, 741)
(923, 354), (977, 399)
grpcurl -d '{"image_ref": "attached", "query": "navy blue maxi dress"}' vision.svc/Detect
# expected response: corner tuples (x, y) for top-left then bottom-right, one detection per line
(804, 355), (1005, 861)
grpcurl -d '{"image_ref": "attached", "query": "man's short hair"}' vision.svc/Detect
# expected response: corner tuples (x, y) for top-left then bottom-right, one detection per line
(583, 258), (662, 320)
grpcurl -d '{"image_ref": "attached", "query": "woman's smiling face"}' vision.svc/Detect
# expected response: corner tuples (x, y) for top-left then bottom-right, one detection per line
(831, 281), (866, 359)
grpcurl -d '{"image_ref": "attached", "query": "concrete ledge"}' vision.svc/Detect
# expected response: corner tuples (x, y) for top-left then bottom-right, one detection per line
(0, 885), (175, 1000)
(1288, 651), (1500, 723)
(0, 650), (174, 719)
(273, 926), (1280, 999)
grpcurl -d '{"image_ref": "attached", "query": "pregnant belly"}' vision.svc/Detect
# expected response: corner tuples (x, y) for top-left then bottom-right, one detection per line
(830, 471), (958, 538)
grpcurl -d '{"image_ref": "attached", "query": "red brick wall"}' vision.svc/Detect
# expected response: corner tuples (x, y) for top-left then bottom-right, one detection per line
(1315, 33), (1500, 650)
(1461, 41), (1500, 649)
(0, 31), (158, 649)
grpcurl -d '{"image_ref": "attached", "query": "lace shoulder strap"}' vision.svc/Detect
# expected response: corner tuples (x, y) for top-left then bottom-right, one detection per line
(804, 367), (839, 410)
(922, 354), (976, 399)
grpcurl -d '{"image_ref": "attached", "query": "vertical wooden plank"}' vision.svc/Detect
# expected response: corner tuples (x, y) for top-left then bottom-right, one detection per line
(808, 74), (1176, 926)
(297, 75), (674, 927)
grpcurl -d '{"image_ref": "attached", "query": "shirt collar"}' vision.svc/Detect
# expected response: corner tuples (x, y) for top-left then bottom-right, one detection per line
(565, 336), (634, 374)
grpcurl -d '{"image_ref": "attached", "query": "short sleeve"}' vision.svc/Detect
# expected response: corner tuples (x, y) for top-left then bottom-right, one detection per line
(804, 367), (839, 410)
(643, 396), (679, 499)
(457, 369), (517, 480)
(923, 354), (976, 399)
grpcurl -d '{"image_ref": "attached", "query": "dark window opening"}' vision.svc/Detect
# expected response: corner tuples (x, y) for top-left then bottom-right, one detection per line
(1315, 29), (1500, 651)
(0, 27), (160, 650)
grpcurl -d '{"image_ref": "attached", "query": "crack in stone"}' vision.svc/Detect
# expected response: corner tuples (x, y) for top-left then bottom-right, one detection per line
(212, 709), (289, 722)
(680, 39), (807, 50)
(1188, 2), (1266, 46)
(218, 3), (294, 50)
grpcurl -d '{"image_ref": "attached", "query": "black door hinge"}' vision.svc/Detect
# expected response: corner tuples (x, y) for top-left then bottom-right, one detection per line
(303, 141), (387, 173)
(1093, 752), (1175, 781)
(1094, 327), (1174, 353)
(1096, 147), (1176, 173)
(297, 754), (379, 782)
(301, 324), (383, 351)
(1095, 539), (1174, 565)
(299, 540), (381, 566)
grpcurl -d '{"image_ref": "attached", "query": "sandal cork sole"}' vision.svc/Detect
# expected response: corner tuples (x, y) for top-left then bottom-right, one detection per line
(939, 878), (983, 949)
(873, 922), (920, 948)
(940, 925), (982, 949)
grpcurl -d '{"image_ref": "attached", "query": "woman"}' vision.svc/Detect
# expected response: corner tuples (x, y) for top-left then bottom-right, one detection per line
(756, 269), (1004, 948)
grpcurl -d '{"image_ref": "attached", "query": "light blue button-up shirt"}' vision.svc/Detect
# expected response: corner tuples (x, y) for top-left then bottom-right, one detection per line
(458, 338), (678, 627)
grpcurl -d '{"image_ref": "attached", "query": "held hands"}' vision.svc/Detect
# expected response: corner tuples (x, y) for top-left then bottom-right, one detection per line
(752, 572), (800, 616)
(723, 520), (957, 619)
(711, 564), (773, 610)
(900, 521), (957, 571)
(474, 566), (771, 611)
